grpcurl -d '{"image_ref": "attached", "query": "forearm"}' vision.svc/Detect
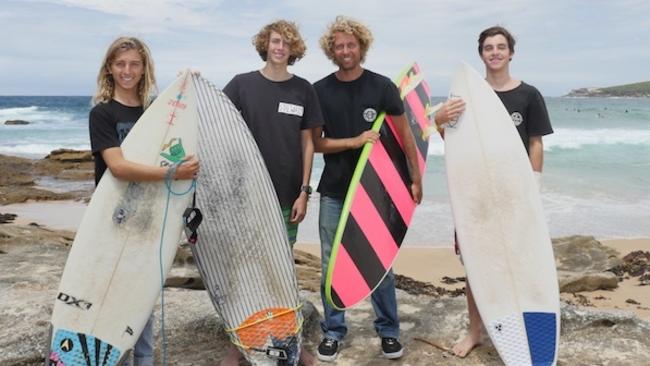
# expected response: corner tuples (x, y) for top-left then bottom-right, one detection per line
(434, 112), (447, 140)
(433, 98), (465, 141)
(312, 127), (363, 154)
(313, 136), (360, 154)
(528, 136), (544, 172)
(109, 159), (169, 181)
(301, 130), (315, 186)
(102, 147), (186, 182)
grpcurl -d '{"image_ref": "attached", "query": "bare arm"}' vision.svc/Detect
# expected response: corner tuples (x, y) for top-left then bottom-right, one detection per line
(528, 136), (544, 172)
(434, 98), (466, 139)
(312, 126), (379, 154)
(300, 128), (315, 190)
(101, 147), (199, 181)
(390, 113), (423, 204)
(290, 129), (315, 223)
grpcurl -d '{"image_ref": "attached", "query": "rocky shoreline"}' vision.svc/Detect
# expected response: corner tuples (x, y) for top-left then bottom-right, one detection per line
(1, 224), (649, 365)
(1, 150), (650, 364)
(0, 150), (94, 205)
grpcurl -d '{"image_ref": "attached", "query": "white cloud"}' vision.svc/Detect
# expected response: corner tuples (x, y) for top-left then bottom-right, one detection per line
(2, 0), (649, 95)
(53, 0), (217, 26)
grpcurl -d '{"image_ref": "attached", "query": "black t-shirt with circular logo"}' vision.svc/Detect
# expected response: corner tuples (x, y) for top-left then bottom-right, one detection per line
(314, 70), (404, 199)
(495, 82), (553, 153)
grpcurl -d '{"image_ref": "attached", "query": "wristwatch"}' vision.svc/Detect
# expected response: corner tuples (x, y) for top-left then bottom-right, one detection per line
(300, 185), (313, 195)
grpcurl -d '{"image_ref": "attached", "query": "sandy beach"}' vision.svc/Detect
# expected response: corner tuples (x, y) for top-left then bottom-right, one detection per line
(2, 195), (648, 323)
(2, 196), (648, 321)
(297, 238), (650, 321)
(2, 193), (650, 364)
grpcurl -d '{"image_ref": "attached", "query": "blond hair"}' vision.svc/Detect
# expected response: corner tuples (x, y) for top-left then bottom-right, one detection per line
(319, 16), (374, 64)
(93, 36), (157, 108)
(253, 20), (306, 65)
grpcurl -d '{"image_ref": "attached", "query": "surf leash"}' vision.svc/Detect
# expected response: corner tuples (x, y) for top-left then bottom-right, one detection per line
(158, 161), (197, 365)
(182, 192), (202, 245)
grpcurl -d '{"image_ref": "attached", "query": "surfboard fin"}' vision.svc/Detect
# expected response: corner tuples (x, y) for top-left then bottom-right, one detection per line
(265, 346), (288, 361)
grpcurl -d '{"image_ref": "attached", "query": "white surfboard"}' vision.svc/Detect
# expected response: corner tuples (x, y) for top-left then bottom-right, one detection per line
(48, 71), (198, 365)
(189, 76), (303, 366)
(445, 62), (560, 366)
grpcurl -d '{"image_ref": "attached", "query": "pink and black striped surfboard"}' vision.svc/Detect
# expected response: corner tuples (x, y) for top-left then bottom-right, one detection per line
(325, 63), (434, 310)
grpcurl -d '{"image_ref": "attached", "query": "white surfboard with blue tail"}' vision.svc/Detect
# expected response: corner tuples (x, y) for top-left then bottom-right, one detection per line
(445, 62), (560, 366)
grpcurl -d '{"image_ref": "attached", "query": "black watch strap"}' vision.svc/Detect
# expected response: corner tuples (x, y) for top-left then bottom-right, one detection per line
(300, 185), (313, 195)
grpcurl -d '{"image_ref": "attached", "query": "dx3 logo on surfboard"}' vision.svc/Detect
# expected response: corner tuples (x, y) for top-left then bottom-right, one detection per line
(57, 292), (93, 310)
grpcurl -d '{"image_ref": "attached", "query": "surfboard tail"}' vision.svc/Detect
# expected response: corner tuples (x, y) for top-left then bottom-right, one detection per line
(487, 312), (558, 366)
(227, 306), (303, 366)
(48, 328), (123, 366)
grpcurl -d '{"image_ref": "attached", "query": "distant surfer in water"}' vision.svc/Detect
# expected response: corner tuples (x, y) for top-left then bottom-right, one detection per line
(89, 36), (199, 366)
(311, 16), (423, 362)
(220, 20), (323, 366)
(451, 25), (554, 358)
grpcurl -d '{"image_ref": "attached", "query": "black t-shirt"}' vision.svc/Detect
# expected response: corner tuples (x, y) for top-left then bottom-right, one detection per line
(314, 69), (404, 198)
(496, 82), (553, 152)
(89, 100), (143, 185)
(223, 71), (324, 207)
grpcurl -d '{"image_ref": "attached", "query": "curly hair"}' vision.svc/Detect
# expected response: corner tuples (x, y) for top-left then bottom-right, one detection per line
(93, 36), (157, 108)
(253, 20), (306, 65)
(319, 16), (374, 64)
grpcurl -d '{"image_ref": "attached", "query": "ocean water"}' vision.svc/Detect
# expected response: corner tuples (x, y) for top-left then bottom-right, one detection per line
(0, 96), (91, 157)
(1, 96), (648, 244)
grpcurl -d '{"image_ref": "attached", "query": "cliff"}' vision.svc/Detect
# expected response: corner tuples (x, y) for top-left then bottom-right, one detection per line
(566, 81), (650, 97)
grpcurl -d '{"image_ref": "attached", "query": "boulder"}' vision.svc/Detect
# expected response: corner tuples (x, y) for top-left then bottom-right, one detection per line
(558, 270), (619, 293)
(553, 235), (622, 292)
(0, 213), (17, 224)
(44, 149), (93, 163)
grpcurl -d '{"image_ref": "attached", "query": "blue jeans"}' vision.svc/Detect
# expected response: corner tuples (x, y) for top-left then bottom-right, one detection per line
(123, 313), (154, 366)
(318, 196), (400, 341)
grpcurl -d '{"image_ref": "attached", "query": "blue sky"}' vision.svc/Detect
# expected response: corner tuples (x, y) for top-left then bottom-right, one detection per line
(1, 0), (649, 96)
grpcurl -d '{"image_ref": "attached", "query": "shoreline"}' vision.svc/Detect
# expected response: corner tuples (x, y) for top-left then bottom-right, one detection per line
(3, 198), (649, 246)
(3, 199), (649, 320)
(296, 239), (650, 321)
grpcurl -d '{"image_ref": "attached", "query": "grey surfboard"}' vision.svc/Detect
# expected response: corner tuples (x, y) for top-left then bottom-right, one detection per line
(190, 75), (302, 366)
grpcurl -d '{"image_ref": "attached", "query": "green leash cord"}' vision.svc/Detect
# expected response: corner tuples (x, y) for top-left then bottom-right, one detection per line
(159, 162), (196, 365)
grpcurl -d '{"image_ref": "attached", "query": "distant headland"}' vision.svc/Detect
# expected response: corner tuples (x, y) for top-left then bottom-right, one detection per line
(565, 81), (650, 97)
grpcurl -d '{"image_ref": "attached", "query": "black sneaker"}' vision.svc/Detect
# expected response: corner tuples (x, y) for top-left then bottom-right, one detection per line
(317, 337), (339, 362)
(381, 337), (404, 359)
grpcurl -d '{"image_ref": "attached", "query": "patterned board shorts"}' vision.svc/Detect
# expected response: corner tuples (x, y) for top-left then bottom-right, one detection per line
(281, 207), (299, 247)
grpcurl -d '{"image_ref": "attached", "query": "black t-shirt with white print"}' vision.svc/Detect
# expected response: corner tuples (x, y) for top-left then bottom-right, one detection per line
(496, 82), (553, 152)
(89, 99), (143, 185)
(224, 71), (324, 207)
(314, 69), (404, 199)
